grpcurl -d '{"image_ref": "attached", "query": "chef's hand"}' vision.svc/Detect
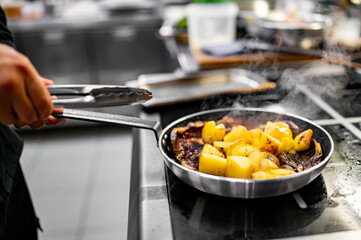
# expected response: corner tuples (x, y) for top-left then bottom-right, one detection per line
(0, 43), (66, 129)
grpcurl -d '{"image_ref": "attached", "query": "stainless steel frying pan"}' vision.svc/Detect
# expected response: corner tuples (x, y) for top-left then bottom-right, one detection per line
(54, 107), (334, 199)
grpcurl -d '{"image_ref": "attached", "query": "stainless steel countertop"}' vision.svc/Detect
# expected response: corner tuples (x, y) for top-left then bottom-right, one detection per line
(128, 111), (173, 240)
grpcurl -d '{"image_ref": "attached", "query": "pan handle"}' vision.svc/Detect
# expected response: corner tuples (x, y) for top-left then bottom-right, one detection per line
(52, 109), (162, 142)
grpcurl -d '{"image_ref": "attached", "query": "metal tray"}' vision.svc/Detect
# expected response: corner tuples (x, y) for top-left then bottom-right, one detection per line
(126, 68), (276, 108)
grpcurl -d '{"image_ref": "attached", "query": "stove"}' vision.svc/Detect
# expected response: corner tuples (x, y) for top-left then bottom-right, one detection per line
(128, 63), (361, 240)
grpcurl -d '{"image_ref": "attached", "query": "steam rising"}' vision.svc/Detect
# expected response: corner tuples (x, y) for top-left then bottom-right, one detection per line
(198, 14), (359, 120)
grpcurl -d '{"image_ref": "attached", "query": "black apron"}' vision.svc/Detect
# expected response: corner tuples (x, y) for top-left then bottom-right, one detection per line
(0, 125), (39, 240)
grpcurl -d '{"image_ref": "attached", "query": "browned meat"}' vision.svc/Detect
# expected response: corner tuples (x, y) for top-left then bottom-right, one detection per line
(303, 139), (323, 170)
(280, 165), (296, 171)
(278, 152), (304, 172)
(187, 120), (204, 128)
(217, 116), (245, 130)
(170, 125), (203, 140)
(173, 138), (204, 170)
(171, 125), (204, 171)
(278, 139), (323, 172)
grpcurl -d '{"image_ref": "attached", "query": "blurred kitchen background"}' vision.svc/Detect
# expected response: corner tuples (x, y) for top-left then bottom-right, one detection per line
(1, 0), (361, 239)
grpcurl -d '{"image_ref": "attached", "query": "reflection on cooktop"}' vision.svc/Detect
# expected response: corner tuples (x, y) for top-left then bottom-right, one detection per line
(168, 170), (330, 239)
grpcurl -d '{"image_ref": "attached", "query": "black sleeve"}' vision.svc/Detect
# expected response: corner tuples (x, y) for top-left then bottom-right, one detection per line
(0, 6), (15, 48)
(0, 7), (20, 198)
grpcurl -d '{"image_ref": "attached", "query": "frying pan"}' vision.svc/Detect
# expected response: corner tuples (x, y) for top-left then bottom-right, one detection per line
(54, 107), (334, 199)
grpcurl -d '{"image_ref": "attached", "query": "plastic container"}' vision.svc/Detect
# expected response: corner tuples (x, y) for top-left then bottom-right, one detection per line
(186, 1), (239, 49)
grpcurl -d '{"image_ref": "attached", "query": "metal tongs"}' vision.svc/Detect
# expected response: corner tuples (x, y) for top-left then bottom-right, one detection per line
(48, 84), (152, 108)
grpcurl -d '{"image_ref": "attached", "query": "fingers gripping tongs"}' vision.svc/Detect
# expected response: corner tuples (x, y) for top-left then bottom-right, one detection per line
(47, 84), (152, 108)
(48, 85), (160, 139)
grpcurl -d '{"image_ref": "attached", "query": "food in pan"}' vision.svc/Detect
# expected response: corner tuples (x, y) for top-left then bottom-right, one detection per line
(170, 116), (323, 180)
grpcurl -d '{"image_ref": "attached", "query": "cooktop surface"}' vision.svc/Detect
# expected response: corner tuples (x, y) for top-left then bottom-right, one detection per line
(157, 66), (361, 239)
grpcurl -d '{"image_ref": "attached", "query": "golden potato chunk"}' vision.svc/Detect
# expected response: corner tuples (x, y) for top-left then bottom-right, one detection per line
(261, 152), (280, 167)
(252, 171), (274, 179)
(223, 125), (251, 144)
(269, 168), (296, 178)
(229, 143), (259, 158)
(249, 128), (265, 149)
(258, 159), (279, 171)
(249, 128), (263, 141)
(213, 141), (232, 153)
(202, 121), (226, 144)
(294, 129), (313, 151)
(264, 121), (293, 140)
(280, 136), (295, 153)
(199, 153), (227, 176)
(259, 132), (283, 155)
(249, 151), (262, 172)
(249, 129), (283, 155)
(225, 156), (253, 179)
(201, 143), (224, 157)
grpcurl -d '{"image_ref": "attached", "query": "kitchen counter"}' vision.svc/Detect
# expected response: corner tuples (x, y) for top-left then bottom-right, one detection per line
(128, 62), (361, 239)
(7, 10), (162, 32)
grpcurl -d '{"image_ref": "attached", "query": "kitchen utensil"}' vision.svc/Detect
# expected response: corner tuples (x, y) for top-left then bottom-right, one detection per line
(53, 107), (334, 199)
(48, 84), (152, 108)
(253, 13), (329, 48)
(127, 68), (276, 108)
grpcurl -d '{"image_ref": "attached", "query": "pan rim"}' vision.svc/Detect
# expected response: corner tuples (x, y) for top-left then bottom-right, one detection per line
(158, 107), (334, 184)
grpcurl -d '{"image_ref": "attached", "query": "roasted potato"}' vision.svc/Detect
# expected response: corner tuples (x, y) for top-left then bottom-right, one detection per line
(264, 121), (293, 139)
(249, 128), (263, 147)
(225, 156), (253, 179)
(259, 132), (283, 155)
(202, 121), (226, 144)
(252, 168), (295, 179)
(201, 143), (224, 157)
(223, 125), (251, 143)
(199, 153), (227, 176)
(249, 151), (262, 172)
(269, 168), (296, 178)
(280, 136), (295, 153)
(199, 144), (227, 176)
(228, 142), (260, 158)
(252, 170), (274, 179)
(261, 152), (280, 167)
(213, 141), (232, 153)
(294, 129), (313, 151)
(249, 129), (283, 155)
(259, 158), (279, 171)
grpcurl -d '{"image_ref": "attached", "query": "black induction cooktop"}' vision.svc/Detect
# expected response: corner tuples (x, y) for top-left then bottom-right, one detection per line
(157, 71), (361, 239)
(131, 64), (361, 240)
